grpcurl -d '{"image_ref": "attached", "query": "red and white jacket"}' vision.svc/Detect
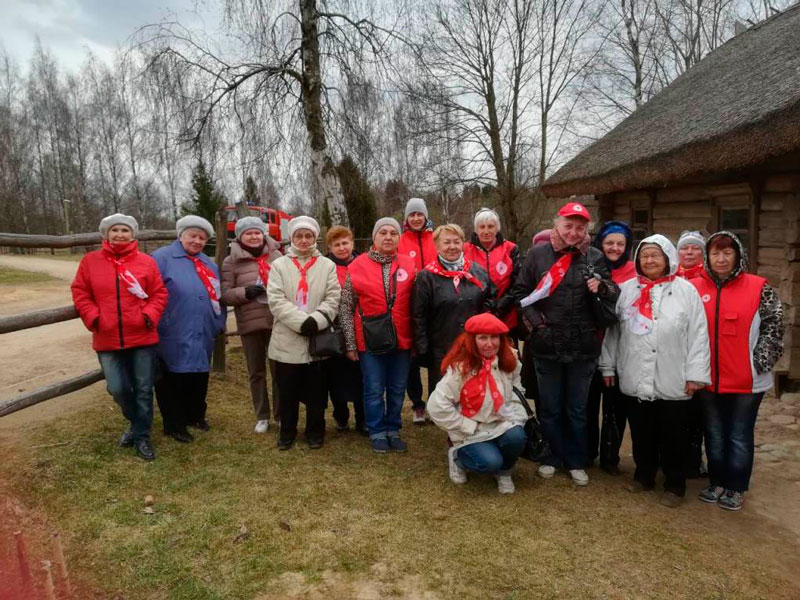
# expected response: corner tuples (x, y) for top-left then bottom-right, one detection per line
(463, 233), (520, 328)
(398, 229), (436, 272)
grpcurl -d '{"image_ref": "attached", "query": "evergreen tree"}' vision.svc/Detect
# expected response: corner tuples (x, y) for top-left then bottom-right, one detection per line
(244, 175), (261, 206)
(336, 156), (377, 240)
(181, 160), (226, 224)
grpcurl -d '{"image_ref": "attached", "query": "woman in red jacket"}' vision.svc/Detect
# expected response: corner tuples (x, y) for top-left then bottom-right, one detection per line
(71, 213), (168, 460)
(692, 232), (784, 511)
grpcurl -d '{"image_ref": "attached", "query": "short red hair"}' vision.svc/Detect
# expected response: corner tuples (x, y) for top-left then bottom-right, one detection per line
(440, 331), (517, 377)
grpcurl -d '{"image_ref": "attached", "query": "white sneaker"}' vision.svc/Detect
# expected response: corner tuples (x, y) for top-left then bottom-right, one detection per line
(495, 474), (515, 494)
(448, 447), (467, 484)
(254, 420), (269, 434)
(570, 469), (589, 486)
(537, 465), (556, 479)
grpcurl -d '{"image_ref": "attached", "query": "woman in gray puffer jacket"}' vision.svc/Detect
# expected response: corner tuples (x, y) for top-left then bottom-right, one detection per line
(221, 216), (283, 434)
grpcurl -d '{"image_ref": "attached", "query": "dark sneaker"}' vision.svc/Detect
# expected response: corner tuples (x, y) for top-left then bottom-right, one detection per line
(335, 420), (349, 432)
(698, 485), (725, 503)
(189, 420), (210, 432)
(371, 437), (390, 453)
(308, 439), (324, 450)
(718, 490), (744, 511)
(388, 436), (408, 453)
(660, 491), (683, 508)
(119, 428), (134, 447)
(167, 429), (194, 443)
(600, 464), (623, 476)
(625, 480), (654, 493)
(355, 423), (370, 437)
(412, 408), (426, 424)
(135, 439), (156, 461)
(277, 439), (294, 451)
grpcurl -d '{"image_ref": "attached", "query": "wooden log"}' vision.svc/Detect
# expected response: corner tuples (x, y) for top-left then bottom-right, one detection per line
(0, 305), (78, 334)
(0, 369), (104, 418)
(0, 230), (176, 249)
(764, 174), (800, 193)
(652, 202), (712, 219)
(758, 213), (788, 229)
(655, 186), (710, 203)
(211, 209), (228, 374)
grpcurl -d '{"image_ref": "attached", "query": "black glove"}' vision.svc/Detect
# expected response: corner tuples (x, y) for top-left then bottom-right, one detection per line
(244, 285), (266, 300)
(300, 316), (319, 336)
(482, 297), (499, 315)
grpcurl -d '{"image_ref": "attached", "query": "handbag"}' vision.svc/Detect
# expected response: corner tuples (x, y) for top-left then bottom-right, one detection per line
(512, 387), (551, 463)
(583, 257), (619, 329)
(309, 313), (345, 358)
(358, 268), (398, 355)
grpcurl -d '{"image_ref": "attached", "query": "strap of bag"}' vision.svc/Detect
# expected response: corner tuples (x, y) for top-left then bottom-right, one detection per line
(512, 386), (535, 418)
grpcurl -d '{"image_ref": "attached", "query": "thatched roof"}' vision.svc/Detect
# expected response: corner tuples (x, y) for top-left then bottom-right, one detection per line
(542, 3), (800, 198)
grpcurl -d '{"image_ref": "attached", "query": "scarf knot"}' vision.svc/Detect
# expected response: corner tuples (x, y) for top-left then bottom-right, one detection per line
(460, 358), (504, 418)
(622, 275), (676, 335)
(291, 256), (318, 311)
(425, 256), (483, 292)
(102, 240), (148, 300)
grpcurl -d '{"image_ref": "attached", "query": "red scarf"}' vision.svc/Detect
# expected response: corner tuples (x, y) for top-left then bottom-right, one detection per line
(251, 255), (272, 287)
(102, 240), (148, 300)
(460, 358), (504, 418)
(187, 255), (222, 315)
(677, 264), (703, 280)
(425, 256), (484, 292)
(623, 275), (676, 335)
(519, 253), (573, 308)
(291, 256), (318, 311)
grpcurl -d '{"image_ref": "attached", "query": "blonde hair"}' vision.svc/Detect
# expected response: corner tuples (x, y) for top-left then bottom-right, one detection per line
(433, 223), (465, 243)
(325, 225), (353, 247)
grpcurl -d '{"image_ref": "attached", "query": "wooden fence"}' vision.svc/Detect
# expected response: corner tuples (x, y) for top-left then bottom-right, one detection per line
(0, 215), (230, 419)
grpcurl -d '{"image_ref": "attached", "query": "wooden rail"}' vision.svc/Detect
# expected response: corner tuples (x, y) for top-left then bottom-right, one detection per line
(0, 370), (105, 418)
(0, 229), (176, 249)
(0, 305), (79, 334)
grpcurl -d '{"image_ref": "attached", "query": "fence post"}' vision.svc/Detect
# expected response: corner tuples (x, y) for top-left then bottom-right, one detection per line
(211, 209), (228, 374)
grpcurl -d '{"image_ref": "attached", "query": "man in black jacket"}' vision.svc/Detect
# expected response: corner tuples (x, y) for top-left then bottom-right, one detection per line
(510, 202), (619, 486)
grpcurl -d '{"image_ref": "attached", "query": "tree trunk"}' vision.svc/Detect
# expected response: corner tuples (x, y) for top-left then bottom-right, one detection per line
(299, 0), (349, 226)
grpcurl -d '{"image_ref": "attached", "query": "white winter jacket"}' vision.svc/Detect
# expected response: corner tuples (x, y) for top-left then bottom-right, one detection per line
(267, 246), (341, 364)
(599, 234), (711, 401)
(427, 357), (528, 449)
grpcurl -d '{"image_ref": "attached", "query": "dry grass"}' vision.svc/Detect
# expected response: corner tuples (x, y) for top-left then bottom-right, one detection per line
(0, 265), (56, 284)
(1, 344), (799, 600)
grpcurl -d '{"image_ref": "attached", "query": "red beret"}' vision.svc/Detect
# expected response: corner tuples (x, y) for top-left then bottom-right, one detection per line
(557, 201), (590, 220)
(464, 313), (509, 335)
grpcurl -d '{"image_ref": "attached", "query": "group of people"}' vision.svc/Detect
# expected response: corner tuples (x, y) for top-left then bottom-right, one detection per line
(71, 196), (783, 511)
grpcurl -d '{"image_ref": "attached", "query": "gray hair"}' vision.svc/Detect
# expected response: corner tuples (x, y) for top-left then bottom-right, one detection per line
(474, 208), (501, 231)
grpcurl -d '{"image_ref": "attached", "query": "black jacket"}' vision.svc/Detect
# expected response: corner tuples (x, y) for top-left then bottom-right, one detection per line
(510, 243), (618, 362)
(412, 260), (493, 363)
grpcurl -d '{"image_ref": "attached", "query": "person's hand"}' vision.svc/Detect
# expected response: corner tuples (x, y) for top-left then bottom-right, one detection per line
(482, 297), (499, 315)
(603, 375), (615, 388)
(300, 316), (318, 336)
(346, 350), (359, 362)
(143, 313), (153, 329)
(685, 381), (704, 395)
(586, 278), (601, 294)
(244, 285), (266, 300)
(91, 317), (99, 331)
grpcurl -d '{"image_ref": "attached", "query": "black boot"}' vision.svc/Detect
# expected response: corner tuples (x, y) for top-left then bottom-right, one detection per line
(136, 439), (156, 461)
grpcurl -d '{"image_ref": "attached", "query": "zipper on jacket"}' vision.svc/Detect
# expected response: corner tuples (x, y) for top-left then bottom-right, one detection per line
(417, 231), (425, 266)
(713, 284), (722, 394)
(115, 260), (125, 349)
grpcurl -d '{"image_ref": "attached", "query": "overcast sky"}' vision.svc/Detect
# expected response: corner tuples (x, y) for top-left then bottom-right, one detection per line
(0, 0), (218, 71)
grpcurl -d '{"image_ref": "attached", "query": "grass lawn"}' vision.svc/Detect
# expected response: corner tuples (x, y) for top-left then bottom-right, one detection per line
(0, 265), (56, 284)
(2, 345), (798, 600)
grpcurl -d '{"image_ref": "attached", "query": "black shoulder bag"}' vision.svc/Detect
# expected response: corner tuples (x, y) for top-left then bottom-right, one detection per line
(358, 267), (398, 355)
(583, 258), (619, 329)
(512, 387), (551, 463)
(309, 312), (346, 358)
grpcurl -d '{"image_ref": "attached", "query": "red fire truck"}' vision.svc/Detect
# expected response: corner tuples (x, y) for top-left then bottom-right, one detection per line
(224, 206), (292, 242)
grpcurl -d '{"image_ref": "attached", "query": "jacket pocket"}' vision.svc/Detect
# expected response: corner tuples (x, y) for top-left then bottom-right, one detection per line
(721, 312), (738, 336)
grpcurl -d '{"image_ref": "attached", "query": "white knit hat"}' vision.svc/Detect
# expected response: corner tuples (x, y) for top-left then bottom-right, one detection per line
(372, 217), (402, 240)
(176, 215), (215, 239)
(99, 213), (139, 239)
(677, 230), (706, 250)
(474, 207), (501, 230)
(404, 197), (428, 221)
(235, 216), (267, 240)
(288, 215), (320, 239)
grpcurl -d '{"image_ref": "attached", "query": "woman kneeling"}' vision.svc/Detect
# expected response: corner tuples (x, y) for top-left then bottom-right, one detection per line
(428, 313), (528, 494)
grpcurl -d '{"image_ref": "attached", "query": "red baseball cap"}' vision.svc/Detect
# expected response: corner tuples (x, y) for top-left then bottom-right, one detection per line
(557, 201), (590, 220)
(465, 313), (509, 335)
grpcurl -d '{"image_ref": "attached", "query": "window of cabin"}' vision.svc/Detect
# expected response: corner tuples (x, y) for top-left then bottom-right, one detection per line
(719, 206), (750, 249)
(631, 207), (651, 246)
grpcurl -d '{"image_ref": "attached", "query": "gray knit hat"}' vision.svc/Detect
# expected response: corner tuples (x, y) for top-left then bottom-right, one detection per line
(288, 215), (320, 239)
(677, 230), (706, 250)
(176, 215), (215, 239)
(404, 197), (428, 221)
(99, 213), (139, 239)
(235, 216), (267, 240)
(372, 217), (402, 240)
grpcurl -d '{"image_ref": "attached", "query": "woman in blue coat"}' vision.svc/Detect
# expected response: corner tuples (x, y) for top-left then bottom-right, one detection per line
(152, 216), (227, 442)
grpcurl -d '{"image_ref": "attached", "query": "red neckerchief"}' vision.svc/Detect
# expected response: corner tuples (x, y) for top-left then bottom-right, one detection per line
(251, 255), (272, 287)
(187, 254), (222, 315)
(425, 256), (484, 292)
(519, 252), (573, 308)
(677, 264), (703, 280)
(291, 256), (318, 310)
(460, 358), (503, 418)
(625, 274), (676, 335)
(102, 240), (148, 300)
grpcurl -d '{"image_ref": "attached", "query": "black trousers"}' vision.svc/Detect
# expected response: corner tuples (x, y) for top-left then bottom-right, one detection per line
(586, 372), (628, 468)
(154, 366), (210, 434)
(276, 361), (327, 444)
(627, 396), (689, 496)
(325, 355), (365, 427)
(685, 393), (705, 477)
(406, 357), (425, 411)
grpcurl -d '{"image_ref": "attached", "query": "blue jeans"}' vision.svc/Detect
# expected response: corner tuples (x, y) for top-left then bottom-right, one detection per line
(456, 426), (527, 474)
(97, 346), (157, 441)
(698, 391), (764, 492)
(359, 350), (411, 439)
(534, 357), (596, 469)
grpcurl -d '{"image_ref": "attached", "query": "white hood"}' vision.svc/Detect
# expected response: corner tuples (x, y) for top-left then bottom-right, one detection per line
(633, 234), (678, 277)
